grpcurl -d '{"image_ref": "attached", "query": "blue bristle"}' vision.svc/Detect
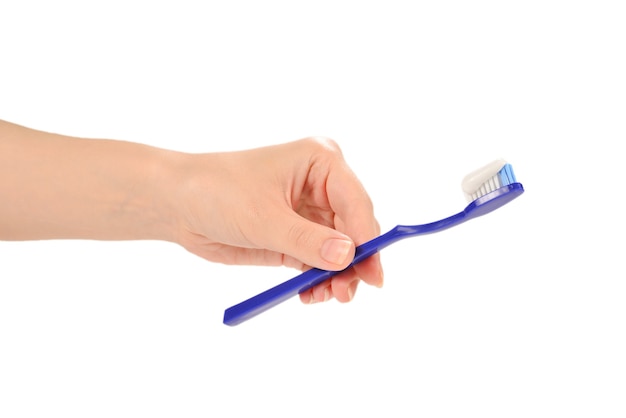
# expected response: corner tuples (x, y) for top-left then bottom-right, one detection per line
(497, 163), (516, 186)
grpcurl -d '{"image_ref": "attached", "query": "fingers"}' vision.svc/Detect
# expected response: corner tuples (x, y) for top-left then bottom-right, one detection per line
(282, 137), (384, 304)
(298, 269), (358, 304)
(266, 211), (357, 271)
(323, 141), (385, 290)
(299, 256), (383, 305)
(240, 138), (365, 272)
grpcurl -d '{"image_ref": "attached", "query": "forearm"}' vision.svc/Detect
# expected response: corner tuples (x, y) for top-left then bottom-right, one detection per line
(0, 120), (182, 241)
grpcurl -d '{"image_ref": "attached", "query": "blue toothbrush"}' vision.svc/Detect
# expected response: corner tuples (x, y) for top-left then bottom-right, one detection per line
(223, 160), (524, 326)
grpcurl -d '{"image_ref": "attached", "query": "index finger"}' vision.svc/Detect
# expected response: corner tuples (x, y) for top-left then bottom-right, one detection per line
(326, 153), (384, 288)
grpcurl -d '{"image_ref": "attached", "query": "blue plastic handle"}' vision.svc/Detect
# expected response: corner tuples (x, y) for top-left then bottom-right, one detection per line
(223, 182), (524, 326)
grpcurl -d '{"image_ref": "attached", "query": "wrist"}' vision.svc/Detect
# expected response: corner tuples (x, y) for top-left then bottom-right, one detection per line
(139, 147), (190, 243)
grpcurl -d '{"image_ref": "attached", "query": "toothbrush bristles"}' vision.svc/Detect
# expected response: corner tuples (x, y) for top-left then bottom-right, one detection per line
(470, 164), (517, 201)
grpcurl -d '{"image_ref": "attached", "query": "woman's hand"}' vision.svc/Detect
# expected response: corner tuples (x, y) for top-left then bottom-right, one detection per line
(174, 138), (384, 304)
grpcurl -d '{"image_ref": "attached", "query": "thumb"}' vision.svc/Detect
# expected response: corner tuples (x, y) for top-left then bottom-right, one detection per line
(269, 213), (355, 271)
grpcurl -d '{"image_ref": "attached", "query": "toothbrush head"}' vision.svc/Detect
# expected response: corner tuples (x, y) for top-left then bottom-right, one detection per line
(461, 159), (524, 219)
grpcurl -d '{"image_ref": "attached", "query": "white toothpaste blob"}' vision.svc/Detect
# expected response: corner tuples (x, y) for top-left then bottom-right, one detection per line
(461, 159), (507, 201)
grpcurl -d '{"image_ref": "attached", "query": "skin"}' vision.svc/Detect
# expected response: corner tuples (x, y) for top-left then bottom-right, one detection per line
(0, 119), (383, 304)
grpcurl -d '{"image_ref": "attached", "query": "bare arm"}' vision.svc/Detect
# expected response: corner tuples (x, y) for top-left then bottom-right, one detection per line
(0, 119), (180, 241)
(0, 119), (383, 303)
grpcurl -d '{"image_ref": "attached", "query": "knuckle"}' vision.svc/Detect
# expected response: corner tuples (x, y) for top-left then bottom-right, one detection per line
(287, 221), (316, 252)
(302, 136), (342, 155)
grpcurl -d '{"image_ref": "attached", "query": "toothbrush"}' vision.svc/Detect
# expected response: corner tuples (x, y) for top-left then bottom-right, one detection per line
(223, 159), (524, 326)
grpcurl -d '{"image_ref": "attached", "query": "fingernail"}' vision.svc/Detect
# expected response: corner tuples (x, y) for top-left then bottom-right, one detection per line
(348, 281), (358, 301)
(321, 238), (353, 266)
(323, 287), (331, 302)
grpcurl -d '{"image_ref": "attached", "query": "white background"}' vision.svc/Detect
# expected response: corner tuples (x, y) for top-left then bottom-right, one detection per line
(1, 1), (624, 417)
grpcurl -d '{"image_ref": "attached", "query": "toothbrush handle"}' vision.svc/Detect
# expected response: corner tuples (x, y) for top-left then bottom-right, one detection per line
(222, 183), (524, 326)
(222, 229), (404, 326)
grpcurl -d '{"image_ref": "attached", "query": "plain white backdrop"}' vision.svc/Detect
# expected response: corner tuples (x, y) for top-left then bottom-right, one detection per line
(1, 1), (624, 417)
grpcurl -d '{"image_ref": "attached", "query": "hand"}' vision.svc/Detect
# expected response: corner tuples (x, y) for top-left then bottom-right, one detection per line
(173, 137), (384, 303)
